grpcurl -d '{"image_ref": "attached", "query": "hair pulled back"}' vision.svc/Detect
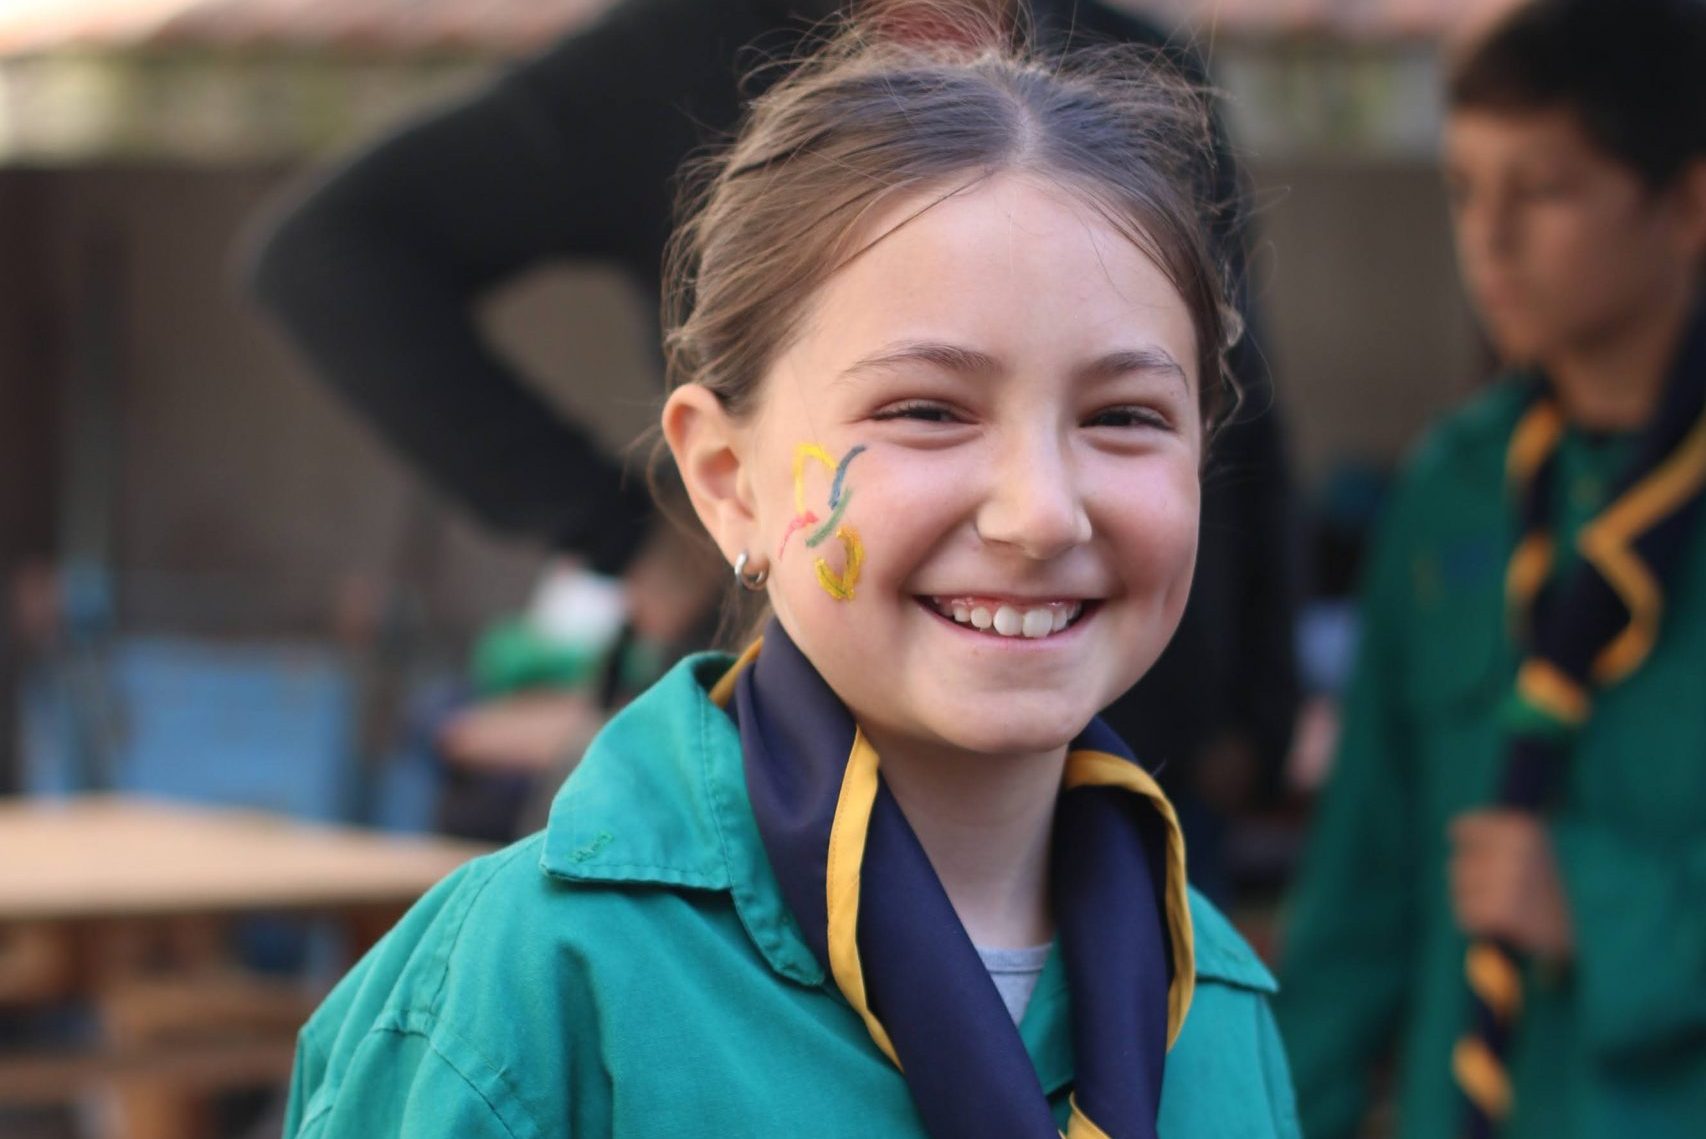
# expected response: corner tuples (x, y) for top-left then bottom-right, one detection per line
(662, 0), (1241, 436)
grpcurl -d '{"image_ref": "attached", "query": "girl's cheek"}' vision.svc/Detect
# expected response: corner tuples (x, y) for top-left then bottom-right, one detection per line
(770, 438), (881, 604)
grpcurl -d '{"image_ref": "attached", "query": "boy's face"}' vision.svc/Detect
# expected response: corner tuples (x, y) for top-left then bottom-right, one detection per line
(1443, 107), (1701, 365)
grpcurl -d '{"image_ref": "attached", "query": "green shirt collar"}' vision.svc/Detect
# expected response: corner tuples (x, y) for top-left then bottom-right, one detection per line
(540, 652), (825, 986)
(539, 652), (1277, 1045)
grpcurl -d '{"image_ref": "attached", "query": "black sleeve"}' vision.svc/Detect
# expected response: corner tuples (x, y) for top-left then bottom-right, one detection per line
(246, 0), (783, 574)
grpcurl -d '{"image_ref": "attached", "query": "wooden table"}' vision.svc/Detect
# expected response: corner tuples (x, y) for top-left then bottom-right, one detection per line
(0, 795), (491, 1137)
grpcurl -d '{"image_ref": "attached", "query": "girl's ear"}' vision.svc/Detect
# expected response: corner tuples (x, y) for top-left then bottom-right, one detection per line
(661, 384), (758, 566)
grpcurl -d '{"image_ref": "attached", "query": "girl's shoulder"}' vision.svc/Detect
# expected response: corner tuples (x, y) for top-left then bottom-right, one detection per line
(287, 836), (559, 1137)
(1164, 890), (1300, 1137)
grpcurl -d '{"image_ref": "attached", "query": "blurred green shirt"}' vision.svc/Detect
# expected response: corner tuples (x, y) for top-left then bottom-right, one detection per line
(1277, 381), (1706, 1139)
(284, 654), (1300, 1137)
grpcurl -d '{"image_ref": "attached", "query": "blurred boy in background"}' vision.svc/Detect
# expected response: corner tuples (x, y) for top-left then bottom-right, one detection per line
(1276, 2), (1706, 1136)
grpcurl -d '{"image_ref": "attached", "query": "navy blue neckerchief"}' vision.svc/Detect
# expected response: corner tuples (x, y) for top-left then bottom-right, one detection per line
(1455, 304), (1706, 1138)
(715, 619), (1194, 1139)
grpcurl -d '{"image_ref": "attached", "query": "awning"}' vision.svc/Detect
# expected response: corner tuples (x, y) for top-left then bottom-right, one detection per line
(0, 0), (1520, 166)
(0, 0), (610, 164)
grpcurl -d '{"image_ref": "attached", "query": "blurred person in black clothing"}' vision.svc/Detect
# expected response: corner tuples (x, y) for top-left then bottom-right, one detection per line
(246, 0), (1298, 891)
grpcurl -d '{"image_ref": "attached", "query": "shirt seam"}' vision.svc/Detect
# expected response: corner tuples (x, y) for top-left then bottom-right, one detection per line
(550, 861), (722, 881)
(291, 1030), (334, 1134)
(1256, 996), (1303, 1138)
(298, 1015), (541, 1139)
(427, 841), (541, 1018)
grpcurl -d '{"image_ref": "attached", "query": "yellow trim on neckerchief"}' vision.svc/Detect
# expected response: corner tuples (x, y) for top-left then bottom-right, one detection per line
(1062, 750), (1196, 1048)
(1504, 532), (1554, 632)
(1576, 408), (1706, 682)
(826, 726), (900, 1065)
(711, 640), (1195, 1136)
(1506, 401), (1565, 491)
(709, 638), (763, 708)
(1465, 943), (1522, 1021)
(1452, 1035), (1513, 1119)
(1065, 1096), (1113, 1139)
(714, 639), (909, 1061)
(1516, 659), (1591, 726)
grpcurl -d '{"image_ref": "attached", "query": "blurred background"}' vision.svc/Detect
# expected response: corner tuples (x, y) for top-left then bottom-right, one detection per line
(0, 1), (1518, 1136)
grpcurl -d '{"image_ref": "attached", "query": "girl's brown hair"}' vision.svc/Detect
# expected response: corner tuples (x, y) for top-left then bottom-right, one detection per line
(661, 0), (1242, 433)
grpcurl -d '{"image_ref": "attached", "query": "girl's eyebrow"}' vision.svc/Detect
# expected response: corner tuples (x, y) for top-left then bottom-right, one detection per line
(837, 340), (1001, 382)
(1082, 346), (1189, 392)
(838, 339), (1187, 391)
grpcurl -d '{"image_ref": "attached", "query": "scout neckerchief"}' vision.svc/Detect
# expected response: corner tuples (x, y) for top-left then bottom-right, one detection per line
(710, 619), (1193, 1139)
(1456, 305), (1706, 1139)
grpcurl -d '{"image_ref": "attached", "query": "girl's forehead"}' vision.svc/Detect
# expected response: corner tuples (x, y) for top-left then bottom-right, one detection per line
(849, 171), (1135, 264)
(793, 174), (1197, 363)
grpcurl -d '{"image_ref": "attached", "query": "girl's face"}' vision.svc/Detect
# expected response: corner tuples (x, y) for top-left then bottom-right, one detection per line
(685, 172), (1203, 760)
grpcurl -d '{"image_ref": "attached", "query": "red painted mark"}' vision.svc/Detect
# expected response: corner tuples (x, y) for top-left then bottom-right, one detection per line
(778, 511), (819, 560)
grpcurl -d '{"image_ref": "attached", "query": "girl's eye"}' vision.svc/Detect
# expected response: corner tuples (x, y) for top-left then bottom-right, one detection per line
(872, 401), (962, 424)
(1086, 406), (1170, 431)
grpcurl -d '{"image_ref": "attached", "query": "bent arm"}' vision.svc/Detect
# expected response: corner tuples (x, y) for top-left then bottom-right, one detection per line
(246, 0), (774, 573)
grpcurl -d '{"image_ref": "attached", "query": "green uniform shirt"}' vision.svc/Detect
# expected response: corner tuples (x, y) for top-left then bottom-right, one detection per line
(286, 653), (1302, 1137)
(1276, 382), (1706, 1139)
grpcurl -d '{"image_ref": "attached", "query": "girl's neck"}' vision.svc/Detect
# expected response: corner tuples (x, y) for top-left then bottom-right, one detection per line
(1546, 284), (1697, 432)
(864, 730), (1064, 950)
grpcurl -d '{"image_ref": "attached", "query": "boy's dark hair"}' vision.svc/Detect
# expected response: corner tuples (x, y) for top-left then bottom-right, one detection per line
(1448, 0), (1706, 188)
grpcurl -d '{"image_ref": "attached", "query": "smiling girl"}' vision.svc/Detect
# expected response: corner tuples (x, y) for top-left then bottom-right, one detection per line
(283, 3), (1299, 1136)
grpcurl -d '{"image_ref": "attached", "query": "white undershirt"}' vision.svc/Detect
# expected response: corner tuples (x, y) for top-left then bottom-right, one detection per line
(975, 943), (1053, 1024)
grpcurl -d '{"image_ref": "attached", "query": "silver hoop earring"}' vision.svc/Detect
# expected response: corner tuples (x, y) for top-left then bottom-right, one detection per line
(733, 550), (769, 591)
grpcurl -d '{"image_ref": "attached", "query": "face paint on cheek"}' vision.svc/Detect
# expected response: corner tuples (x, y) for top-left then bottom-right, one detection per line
(781, 442), (868, 601)
(776, 511), (819, 561)
(815, 526), (864, 601)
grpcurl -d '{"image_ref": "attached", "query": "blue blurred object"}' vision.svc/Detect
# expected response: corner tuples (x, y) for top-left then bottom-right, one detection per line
(108, 638), (357, 820)
(367, 676), (466, 834)
(1296, 599), (1361, 696)
(58, 559), (115, 646)
(23, 636), (358, 822)
(19, 634), (365, 976)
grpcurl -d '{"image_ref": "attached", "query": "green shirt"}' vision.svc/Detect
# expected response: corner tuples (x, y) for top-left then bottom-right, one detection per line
(1276, 382), (1706, 1139)
(286, 653), (1301, 1137)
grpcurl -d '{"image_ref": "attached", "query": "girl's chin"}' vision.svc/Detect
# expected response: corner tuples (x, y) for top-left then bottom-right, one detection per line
(913, 708), (1097, 759)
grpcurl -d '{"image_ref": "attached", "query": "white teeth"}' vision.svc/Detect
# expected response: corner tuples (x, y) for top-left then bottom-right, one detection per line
(933, 598), (1085, 638)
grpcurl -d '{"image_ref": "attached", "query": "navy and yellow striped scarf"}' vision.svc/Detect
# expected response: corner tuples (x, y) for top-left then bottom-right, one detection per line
(711, 620), (1193, 1138)
(1456, 305), (1706, 1137)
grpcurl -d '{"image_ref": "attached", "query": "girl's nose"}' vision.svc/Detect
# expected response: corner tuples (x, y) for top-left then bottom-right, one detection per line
(974, 432), (1092, 560)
